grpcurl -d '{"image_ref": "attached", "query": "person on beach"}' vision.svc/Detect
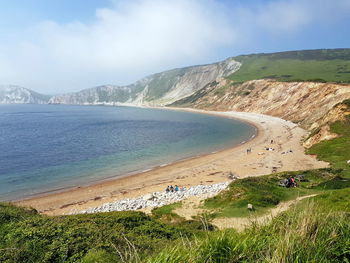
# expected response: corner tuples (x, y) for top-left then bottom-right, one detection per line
(170, 185), (174, 192)
(166, 186), (170, 193)
(181, 186), (185, 191)
(175, 185), (179, 192)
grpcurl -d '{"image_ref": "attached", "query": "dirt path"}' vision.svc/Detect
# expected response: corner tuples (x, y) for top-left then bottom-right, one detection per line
(173, 196), (207, 220)
(211, 194), (317, 231)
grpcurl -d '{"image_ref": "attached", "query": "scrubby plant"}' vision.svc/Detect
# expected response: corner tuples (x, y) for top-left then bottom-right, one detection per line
(147, 201), (350, 263)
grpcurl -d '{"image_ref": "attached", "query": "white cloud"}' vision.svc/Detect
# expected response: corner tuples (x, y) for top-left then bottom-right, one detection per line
(256, 1), (311, 32)
(0, 0), (349, 93)
(0, 0), (237, 93)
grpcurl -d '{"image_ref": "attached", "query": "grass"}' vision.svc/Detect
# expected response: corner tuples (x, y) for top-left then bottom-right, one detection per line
(0, 205), (196, 263)
(202, 169), (339, 218)
(152, 202), (216, 232)
(228, 49), (350, 84)
(143, 67), (190, 100)
(152, 202), (182, 219)
(307, 105), (350, 178)
(147, 201), (350, 262)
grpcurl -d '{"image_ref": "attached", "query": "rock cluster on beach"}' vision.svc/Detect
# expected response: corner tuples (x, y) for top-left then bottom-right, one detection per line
(73, 182), (230, 214)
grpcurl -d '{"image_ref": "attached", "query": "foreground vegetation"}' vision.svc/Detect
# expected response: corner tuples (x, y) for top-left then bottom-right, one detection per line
(1, 184), (349, 262)
(203, 168), (348, 218)
(0, 206), (203, 262)
(228, 49), (350, 83)
(1, 101), (350, 262)
(149, 200), (350, 263)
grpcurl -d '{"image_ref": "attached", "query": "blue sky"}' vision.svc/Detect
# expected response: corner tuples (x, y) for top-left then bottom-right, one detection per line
(0, 0), (349, 93)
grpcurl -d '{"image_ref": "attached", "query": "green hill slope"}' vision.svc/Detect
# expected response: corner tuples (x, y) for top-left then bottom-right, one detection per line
(228, 48), (350, 83)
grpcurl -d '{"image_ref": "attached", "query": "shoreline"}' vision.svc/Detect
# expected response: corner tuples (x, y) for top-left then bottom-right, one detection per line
(15, 108), (328, 215)
(8, 108), (257, 203)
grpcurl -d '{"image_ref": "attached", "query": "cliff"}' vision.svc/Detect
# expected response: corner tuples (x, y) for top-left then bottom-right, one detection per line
(4, 48), (350, 147)
(0, 85), (50, 104)
(172, 79), (350, 146)
(49, 58), (241, 106)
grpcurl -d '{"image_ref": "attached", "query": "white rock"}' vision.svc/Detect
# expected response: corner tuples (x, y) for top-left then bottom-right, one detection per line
(71, 181), (231, 215)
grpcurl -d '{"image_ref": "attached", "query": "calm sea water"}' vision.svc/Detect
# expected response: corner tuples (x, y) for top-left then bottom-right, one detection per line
(0, 104), (255, 201)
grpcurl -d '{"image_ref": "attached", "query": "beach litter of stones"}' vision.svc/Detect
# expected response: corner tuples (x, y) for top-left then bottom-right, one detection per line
(71, 182), (230, 214)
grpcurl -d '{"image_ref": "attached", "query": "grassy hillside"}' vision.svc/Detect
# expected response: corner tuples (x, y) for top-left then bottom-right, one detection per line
(228, 48), (350, 83)
(144, 68), (189, 101)
(148, 200), (350, 263)
(307, 100), (350, 178)
(0, 206), (205, 263)
(203, 168), (348, 219)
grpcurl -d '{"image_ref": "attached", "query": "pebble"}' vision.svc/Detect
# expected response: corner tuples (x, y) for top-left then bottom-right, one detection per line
(70, 182), (230, 214)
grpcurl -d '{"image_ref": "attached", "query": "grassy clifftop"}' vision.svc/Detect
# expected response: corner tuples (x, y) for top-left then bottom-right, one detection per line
(228, 48), (350, 83)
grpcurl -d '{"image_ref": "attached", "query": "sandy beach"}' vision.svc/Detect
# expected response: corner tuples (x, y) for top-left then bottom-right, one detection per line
(15, 108), (328, 215)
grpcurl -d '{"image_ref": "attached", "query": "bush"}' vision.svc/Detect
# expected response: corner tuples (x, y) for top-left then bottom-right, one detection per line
(0, 207), (190, 263)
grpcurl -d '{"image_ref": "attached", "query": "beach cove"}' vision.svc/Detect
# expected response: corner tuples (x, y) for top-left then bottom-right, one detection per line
(16, 107), (328, 215)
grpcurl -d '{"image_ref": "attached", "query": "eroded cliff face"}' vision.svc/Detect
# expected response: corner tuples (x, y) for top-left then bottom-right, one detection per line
(49, 58), (241, 106)
(173, 79), (350, 146)
(303, 102), (350, 147)
(0, 85), (50, 104)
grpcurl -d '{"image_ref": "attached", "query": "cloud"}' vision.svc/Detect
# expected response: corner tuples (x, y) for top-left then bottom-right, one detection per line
(256, 1), (311, 32)
(0, 0), (349, 93)
(0, 0), (237, 93)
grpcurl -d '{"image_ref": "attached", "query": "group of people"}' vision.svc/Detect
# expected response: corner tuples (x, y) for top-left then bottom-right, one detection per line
(165, 185), (184, 193)
(247, 139), (277, 154)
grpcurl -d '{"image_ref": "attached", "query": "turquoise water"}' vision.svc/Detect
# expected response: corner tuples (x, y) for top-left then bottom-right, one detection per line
(0, 104), (255, 201)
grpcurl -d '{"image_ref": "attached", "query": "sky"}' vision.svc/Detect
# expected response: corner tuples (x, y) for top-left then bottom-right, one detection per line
(0, 0), (349, 94)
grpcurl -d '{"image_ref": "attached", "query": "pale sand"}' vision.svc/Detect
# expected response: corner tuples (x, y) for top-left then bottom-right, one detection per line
(15, 108), (328, 215)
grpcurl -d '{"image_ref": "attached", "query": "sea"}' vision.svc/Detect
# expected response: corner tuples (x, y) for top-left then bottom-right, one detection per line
(0, 104), (256, 201)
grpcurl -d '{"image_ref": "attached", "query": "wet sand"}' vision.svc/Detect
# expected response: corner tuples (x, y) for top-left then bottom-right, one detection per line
(15, 108), (328, 215)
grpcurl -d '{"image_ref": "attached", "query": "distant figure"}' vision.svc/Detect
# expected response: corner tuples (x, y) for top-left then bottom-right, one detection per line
(175, 185), (179, 192)
(180, 186), (185, 191)
(271, 139), (274, 144)
(170, 185), (174, 192)
(166, 186), (170, 193)
(291, 177), (296, 187)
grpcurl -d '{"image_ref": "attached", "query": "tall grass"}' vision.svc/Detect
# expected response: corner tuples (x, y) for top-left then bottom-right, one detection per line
(147, 201), (350, 263)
